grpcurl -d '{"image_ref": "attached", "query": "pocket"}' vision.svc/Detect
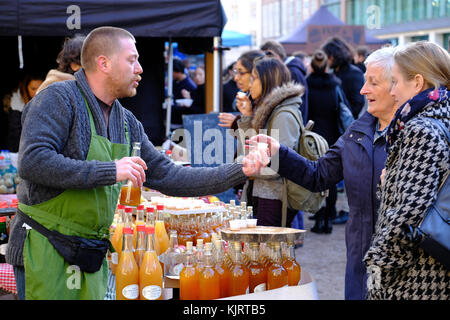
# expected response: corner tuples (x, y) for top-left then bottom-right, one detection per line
(47, 230), (109, 273)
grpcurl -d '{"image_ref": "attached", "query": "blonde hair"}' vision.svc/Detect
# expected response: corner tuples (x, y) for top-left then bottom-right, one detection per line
(81, 26), (135, 72)
(393, 41), (450, 90)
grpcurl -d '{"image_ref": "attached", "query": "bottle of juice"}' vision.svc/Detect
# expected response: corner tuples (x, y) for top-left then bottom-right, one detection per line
(195, 216), (211, 244)
(282, 241), (301, 286)
(119, 142), (142, 207)
(179, 241), (199, 300)
(139, 225), (163, 300)
(248, 242), (267, 293)
(199, 242), (220, 300)
(214, 240), (230, 298)
(115, 213), (139, 300)
(133, 205), (145, 250)
(155, 204), (169, 255)
(111, 204), (125, 257)
(229, 241), (249, 296)
(195, 239), (205, 273)
(267, 242), (288, 290)
(134, 223), (146, 268)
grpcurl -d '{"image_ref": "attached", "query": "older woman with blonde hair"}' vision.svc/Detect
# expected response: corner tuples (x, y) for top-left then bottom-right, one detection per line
(241, 46), (400, 299)
(364, 41), (449, 300)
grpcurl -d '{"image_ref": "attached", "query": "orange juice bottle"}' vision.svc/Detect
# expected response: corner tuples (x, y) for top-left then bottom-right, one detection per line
(195, 216), (211, 244)
(195, 239), (205, 273)
(229, 241), (250, 296)
(214, 240), (230, 298)
(267, 242), (288, 290)
(248, 242), (267, 293)
(282, 241), (301, 286)
(155, 204), (169, 256)
(116, 214), (139, 300)
(199, 242), (220, 300)
(134, 224), (146, 268)
(139, 225), (163, 300)
(119, 142), (142, 207)
(111, 204), (125, 257)
(133, 205), (145, 249)
(180, 241), (199, 300)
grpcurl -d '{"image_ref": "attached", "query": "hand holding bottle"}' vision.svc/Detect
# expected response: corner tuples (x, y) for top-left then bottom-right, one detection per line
(115, 156), (147, 187)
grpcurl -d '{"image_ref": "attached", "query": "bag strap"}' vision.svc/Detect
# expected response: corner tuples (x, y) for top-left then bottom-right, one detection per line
(267, 109), (303, 227)
(16, 209), (52, 238)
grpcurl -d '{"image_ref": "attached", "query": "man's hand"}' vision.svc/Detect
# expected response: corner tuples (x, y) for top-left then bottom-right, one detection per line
(115, 156), (147, 187)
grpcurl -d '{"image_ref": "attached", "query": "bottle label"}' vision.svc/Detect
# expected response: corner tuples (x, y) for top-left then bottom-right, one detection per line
(142, 285), (162, 300)
(254, 283), (266, 293)
(122, 284), (139, 299)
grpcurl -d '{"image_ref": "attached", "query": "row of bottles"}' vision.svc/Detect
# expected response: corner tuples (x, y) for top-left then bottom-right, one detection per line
(179, 239), (301, 300)
(113, 204), (168, 300)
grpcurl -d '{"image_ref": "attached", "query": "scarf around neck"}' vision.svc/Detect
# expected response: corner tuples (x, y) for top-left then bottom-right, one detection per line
(386, 86), (448, 152)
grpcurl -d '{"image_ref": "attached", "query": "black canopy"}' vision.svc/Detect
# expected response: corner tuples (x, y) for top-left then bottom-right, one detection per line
(0, 0), (226, 37)
(0, 0), (227, 147)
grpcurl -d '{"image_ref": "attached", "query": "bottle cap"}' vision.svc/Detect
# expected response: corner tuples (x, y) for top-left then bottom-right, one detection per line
(146, 207), (154, 212)
(117, 204), (125, 210)
(165, 150), (172, 155)
(136, 225), (145, 232)
(156, 204), (164, 211)
(137, 205), (145, 210)
(0, 217), (7, 223)
(124, 207), (133, 213)
(122, 227), (134, 234)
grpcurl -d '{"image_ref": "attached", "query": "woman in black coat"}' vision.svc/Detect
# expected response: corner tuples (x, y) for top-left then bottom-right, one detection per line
(305, 50), (342, 233)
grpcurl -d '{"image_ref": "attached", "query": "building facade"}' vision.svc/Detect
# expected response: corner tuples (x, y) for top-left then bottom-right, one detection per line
(324, 0), (450, 50)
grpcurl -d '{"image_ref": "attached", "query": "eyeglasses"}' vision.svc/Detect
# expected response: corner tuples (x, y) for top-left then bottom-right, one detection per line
(233, 69), (250, 77)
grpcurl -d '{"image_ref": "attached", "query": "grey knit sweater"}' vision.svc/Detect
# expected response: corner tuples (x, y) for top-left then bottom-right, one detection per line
(6, 69), (246, 267)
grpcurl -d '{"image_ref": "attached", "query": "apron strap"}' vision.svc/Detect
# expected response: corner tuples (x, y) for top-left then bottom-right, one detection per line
(18, 203), (109, 239)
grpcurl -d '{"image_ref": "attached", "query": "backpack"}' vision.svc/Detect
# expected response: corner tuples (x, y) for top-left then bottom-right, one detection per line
(267, 109), (329, 227)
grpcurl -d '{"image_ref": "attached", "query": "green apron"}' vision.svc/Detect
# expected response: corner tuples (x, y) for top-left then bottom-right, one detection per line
(20, 92), (130, 300)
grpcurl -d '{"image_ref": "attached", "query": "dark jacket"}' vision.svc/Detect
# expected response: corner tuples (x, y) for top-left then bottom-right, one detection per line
(286, 56), (308, 124)
(276, 111), (387, 300)
(223, 79), (239, 112)
(335, 63), (365, 119)
(306, 72), (342, 146)
(171, 76), (198, 125)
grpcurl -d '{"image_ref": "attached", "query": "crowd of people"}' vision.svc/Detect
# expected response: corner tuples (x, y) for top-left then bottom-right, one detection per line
(1, 27), (448, 301)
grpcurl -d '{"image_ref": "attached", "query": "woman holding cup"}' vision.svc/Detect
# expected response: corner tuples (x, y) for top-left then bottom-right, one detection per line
(234, 56), (305, 227)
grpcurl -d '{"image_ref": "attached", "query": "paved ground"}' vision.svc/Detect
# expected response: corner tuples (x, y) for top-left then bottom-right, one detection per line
(294, 190), (349, 300)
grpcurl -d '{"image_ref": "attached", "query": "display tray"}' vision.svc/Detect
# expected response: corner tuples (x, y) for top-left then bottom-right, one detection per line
(162, 207), (226, 215)
(220, 226), (306, 243)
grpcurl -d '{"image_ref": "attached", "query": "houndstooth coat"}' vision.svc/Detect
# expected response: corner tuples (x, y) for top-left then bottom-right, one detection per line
(363, 92), (450, 300)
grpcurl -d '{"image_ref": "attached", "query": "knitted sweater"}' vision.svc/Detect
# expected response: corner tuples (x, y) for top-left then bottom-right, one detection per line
(363, 95), (450, 300)
(6, 69), (246, 267)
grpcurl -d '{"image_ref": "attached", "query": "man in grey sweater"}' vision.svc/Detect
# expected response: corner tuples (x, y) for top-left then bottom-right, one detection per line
(6, 26), (246, 299)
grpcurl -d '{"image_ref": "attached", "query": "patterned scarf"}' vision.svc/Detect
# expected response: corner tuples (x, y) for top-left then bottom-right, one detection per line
(386, 86), (448, 152)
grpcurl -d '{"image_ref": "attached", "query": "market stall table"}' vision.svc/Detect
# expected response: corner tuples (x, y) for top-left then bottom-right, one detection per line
(0, 263), (17, 295)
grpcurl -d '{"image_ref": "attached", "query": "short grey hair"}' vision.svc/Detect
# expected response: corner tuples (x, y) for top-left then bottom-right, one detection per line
(364, 46), (395, 82)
